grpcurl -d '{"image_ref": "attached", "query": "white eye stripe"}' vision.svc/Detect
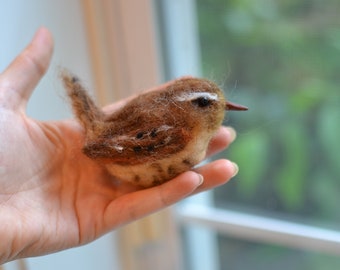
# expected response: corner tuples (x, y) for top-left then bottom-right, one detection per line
(175, 92), (218, 102)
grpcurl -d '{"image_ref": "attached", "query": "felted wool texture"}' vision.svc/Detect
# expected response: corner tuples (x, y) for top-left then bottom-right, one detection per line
(61, 70), (227, 187)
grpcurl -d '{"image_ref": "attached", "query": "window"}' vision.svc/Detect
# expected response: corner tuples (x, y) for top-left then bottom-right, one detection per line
(157, 0), (340, 269)
(2, 1), (339, 269)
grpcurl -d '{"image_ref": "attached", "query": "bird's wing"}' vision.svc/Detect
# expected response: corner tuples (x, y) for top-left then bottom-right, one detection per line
(82, 124), (192, 165)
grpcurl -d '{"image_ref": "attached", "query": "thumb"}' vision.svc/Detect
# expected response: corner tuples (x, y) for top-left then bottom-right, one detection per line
(0, 27), (54, 111)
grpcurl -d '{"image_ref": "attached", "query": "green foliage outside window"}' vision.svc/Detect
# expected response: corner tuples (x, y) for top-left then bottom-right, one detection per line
(196, 0), (340, 268)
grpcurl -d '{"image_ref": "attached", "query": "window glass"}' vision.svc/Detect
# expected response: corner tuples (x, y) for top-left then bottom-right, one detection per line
(182, 226), (340, 270)
(191, 0), (340, 268)
(158, 0), (340, 268)
(196, 0), (340, 229)
(216, 233), (340, 270)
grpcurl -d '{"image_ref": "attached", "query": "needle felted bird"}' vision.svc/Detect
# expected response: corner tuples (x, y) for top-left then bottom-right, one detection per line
(61, 71), (247, 187)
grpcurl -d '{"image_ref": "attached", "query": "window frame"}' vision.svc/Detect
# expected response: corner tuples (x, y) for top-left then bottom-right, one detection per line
(157, 0), (340, 266)
(82, 1), (183, 269)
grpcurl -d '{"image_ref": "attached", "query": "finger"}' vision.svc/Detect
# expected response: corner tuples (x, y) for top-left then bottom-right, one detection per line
(193, 159), (238, 193)
(205, 126), (237, 158)
(104, 171), (202, 229)
(0, 27), (53, 110)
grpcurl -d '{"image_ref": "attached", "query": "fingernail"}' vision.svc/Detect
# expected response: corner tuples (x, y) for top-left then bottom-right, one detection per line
(226, 127), (237, 142)
(231, 162), (239, 177)
(197, 173), (204, 186)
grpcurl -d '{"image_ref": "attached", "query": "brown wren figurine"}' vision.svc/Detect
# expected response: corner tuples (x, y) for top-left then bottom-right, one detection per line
(61, 71), (247, 187)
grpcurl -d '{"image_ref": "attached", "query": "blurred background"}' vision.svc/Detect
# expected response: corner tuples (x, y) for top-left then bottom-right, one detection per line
(198, 0), (340, 224)
(173, 0), (340, 269)
(1, 0), (340, 270)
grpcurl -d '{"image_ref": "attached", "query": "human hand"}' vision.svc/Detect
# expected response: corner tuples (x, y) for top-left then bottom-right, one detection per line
(0, 28), (238, 263)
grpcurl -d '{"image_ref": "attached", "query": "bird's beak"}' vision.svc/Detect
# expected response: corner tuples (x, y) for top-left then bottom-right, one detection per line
(225, 101), (248, 111)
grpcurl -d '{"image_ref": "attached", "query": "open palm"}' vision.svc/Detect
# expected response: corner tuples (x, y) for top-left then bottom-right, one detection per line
(0, 28), (237, 263)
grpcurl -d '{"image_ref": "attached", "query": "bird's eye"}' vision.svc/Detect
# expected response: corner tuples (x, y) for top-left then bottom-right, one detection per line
(192, 96), (212, 108)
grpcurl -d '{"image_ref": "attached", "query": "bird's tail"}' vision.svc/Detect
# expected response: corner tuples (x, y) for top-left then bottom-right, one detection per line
(60, 69), (104, 137)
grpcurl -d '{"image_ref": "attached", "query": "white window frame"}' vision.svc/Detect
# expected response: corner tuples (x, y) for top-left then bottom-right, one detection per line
(157, 0), (340, 267)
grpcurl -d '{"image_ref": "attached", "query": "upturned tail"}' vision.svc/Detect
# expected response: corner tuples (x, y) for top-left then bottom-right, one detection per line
(60, 70), (104, 137)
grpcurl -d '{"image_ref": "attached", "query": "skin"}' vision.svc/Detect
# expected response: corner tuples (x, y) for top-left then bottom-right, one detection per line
(0, 28), (238, 263)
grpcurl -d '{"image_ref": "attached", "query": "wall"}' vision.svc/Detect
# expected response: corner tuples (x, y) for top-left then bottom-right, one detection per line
(0, 0), (92, 120)
(0, 1), (120, 269)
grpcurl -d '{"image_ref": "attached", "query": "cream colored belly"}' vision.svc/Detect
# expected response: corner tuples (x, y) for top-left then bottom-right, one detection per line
(105, 138), (208, 187)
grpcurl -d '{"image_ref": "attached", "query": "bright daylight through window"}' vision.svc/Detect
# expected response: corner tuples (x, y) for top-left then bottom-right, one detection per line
(157, 0), (340, 269)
